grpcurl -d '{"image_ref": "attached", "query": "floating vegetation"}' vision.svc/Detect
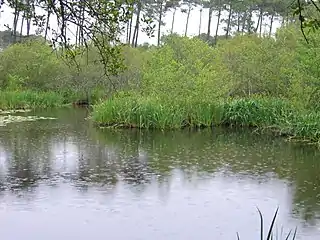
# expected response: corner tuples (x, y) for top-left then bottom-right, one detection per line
(0, 115), (57, 127)
(0, 109), (32, 114)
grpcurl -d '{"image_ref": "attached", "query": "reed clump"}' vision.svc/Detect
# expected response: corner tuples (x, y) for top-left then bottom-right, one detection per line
(0, 91), (65, 110)
(92, 95), (320, 144)
(237, 207), (297, 240)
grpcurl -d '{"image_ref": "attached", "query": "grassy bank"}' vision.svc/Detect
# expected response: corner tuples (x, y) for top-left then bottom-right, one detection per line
(0, 91), (66, 110)
(1, 22), (320, 144)
(92, 95), (320, 144)
(0, 89), (109, 110)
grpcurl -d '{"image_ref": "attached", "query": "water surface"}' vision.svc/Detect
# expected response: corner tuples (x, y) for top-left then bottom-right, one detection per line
(0, 108), (320, 240)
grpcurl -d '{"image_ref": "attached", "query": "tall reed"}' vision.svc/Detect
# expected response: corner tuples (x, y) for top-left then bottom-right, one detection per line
(0, 91), (65, 109)
(236, 208), (297, 240)
(92, 95), (320, 143)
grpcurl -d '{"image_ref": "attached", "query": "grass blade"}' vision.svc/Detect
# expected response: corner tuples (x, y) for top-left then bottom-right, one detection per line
(257, 207), (264, 240)
(266, 207), (279, 240)
(284, 229), (292, 240)
(292, 227), (298, 240)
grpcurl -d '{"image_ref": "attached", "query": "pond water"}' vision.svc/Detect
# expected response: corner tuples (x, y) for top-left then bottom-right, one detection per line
(0, 107), (320, 240)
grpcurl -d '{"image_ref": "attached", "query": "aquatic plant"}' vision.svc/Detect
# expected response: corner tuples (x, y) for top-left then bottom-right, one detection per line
(0, 109), (32, 114)
(236, 208), (297, 240)
(0, 91), (65, 110)
(92, 95), (320, 144)
(0, 114), (56, 127)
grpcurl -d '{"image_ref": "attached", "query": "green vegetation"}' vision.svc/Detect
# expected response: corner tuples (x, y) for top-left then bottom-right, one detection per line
(0, 0), (320, 145)
(92, 95), (320, 143)
(0, 91), (65, 109)
(1, 23), (320, 144)
(237, 208), (297, 240)
(91, 25), (320, 144)
(0, 39), (148, 109)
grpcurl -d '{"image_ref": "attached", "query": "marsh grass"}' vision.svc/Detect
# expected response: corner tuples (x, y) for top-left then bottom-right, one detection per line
(236, 207), (297, 240)
(222, 98), (297, 127)
(0, 89), (108, 110)
(92, 96), (320, 143)
(0, 91), (65, 110)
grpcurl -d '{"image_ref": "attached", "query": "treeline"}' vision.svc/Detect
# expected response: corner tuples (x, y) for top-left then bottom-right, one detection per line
(1, 20), (320, 107)
(0, 0), (304, 49)
(126, 0), (295, 47)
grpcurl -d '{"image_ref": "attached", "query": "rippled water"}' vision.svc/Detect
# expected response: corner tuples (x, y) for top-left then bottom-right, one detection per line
(0, 107), (320, 240)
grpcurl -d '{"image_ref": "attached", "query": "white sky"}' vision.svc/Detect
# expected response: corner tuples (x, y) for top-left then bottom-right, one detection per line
(0, 3), (281, 45)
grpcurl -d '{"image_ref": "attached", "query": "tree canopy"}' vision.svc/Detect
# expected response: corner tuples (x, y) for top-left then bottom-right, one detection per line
(0, 0), (320, 77)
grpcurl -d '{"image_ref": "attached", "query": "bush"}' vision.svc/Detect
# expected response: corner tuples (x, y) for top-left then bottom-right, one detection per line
(91, 31), (320, 143)
(140, 36), (230, 100)
(0, 39), (152, 105)
(0, 40), (64, 91)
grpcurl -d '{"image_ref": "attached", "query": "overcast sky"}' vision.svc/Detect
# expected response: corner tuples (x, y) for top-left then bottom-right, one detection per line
(0, 3), (281, 45)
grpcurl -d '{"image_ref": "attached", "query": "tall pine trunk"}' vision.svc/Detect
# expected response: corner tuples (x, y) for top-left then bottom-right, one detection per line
(76, 25), (79, 45)
(80, 4), (85, 45)
(26, 18), (31, 36)
(12, 0), (20, 43)
(198, 8), (202, 36)
(128, 13), (133, 44)
(171, 7), (176, 34)
(26, 0), (32, 37)
(207, 8), (213, 40)
(44, 9), (51, 42)
(247, 8), (253, 33)
(20, 13), (25, 40)
(269, 13), (274, 36)
(184, 5), (191, 37)
(132, 1), (142, 47)
(157, 0), (163, 46)
(241, 10), (247, 33)
(214, 8), (221, 44)
(237, 13), (241, 32)
(225, 4), (232, 39)
(126, 21), (130, 43)
(255, 8), (263, 33)
(259, 14), (263, 36)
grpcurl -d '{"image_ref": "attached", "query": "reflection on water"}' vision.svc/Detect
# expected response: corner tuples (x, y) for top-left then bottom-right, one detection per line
(0, 108), (320, 240)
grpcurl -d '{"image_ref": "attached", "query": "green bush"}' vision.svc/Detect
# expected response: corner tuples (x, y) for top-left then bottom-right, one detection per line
(0, 40), (150, 104)
(91, 30), (320, 143)
(140, 36), (230, 100)
(0, 40), (64, 91)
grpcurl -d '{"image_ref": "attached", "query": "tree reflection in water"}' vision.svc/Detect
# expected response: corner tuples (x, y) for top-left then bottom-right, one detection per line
(0, 108), (320, 224)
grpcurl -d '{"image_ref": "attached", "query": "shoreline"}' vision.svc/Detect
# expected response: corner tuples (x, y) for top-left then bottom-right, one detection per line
(91, 96), (320, 146)
(1, 91), (319, 146)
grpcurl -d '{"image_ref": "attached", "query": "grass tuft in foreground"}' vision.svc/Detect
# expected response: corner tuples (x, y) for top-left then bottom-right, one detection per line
(237, 207), (297, 240)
